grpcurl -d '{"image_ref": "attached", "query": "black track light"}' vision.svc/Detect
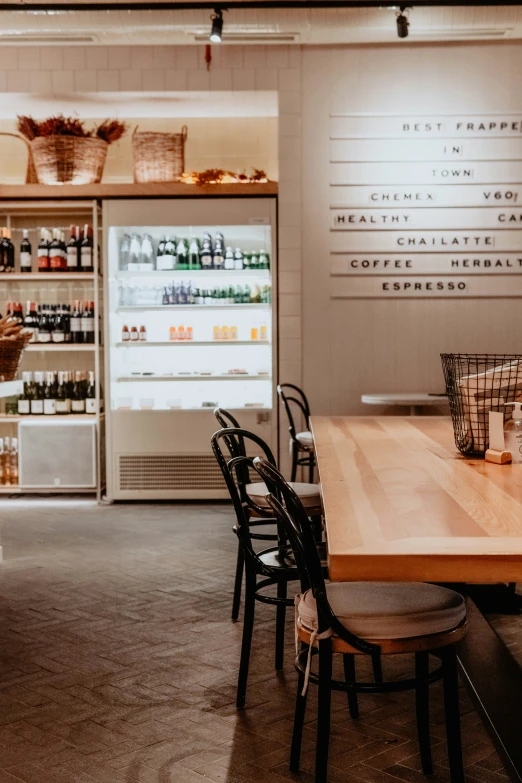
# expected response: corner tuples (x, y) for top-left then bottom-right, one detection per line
(396, 7), (409, 37)
(210, 8), (224, 42)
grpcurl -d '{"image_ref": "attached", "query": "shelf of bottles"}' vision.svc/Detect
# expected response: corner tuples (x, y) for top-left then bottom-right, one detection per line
(108, 224), (273, 412)
(0, 200), (103, 494)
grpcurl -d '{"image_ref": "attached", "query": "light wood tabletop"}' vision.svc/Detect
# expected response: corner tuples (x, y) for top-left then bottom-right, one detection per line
(311, 416), (522, 583)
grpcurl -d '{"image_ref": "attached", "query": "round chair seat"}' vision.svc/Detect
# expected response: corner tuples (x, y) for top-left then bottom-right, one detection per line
(246, 481), (321, 510)
(296, 431), (314, 450)
(298, 582), (466, 641)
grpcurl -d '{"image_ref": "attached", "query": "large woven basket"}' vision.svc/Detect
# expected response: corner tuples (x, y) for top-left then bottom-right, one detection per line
(132, 126), (188, 183)
(0, 335), (30, 382)
(30, 136), (108, 185)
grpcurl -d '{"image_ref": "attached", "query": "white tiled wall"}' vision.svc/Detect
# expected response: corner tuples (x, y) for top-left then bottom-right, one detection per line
(0, 43), (303, 463)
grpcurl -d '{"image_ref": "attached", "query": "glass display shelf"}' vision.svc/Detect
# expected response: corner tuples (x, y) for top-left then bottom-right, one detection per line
(0, 273), (96, 281)
(114, 270), (270, 280)
(116, 340), (269, 347)
(117, 303), (270, 311)
(0, 414), (100, 422)
(116, 374), (271, 382)
(26, 344), (96, 352)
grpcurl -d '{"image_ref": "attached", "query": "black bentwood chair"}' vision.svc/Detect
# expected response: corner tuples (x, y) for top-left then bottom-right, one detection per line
(214, 408), (322, 621)
(277, 383), (315, 482)
(253, 457), (468, 783)
(211, 426), (324, 709)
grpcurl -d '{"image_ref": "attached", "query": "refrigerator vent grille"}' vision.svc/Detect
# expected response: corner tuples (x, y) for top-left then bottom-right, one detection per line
(118, 454), (225, 491)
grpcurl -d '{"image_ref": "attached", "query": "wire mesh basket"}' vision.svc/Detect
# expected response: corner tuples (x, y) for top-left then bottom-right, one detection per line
(441, 353), (522, 456)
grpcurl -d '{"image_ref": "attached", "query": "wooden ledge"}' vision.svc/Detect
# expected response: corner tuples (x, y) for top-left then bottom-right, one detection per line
(0, 182), (278, 200)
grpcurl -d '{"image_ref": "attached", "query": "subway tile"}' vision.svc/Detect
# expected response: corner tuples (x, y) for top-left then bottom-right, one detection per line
(278, 248), (301, 272)
(97, 70), (120, 91)
(7, 71), (30, 92)
(187, 70), (210, 90)
(279, 315), (301, 340)
(279, 225), (301, 250)
(18, 47), (41, 71)
(29, 71), (51, 93)
(279, 136), (301, 161)
(218, 46), (244, 69)
(51, 71), (74, 93)
(209, 69), (233, 91)
(142, 70), (165, 90)
(119, 69), (143, 91)
(108, 47), (131, 71)
(288, 47), (302, 68)
(243, 46), (267, 69)
(266, 46), (289, 69)
(0, 70), (7, 91)
(278, 181), (302, 205)
(131, 46), (154, 70)
(279, 293), (301, 317)
(279, 90), (301, 115)
(280, 271), (302, 294)
(153, 48), (176, 70)
(0, 48), (19, 70)
(232, 68), (255, 90)
(86, 47), (107, 71)
(74, 70), (98, 92)
(62, 47), (86, 72)
(279, 114), (301, 137)
(278, 156), (301, 184)
(175, 47), (199, 70)
(255, 68), (278, 90)
(164, 69), (187, 90)
(278, 68), (300, 91)
(278, 202), (301, 227)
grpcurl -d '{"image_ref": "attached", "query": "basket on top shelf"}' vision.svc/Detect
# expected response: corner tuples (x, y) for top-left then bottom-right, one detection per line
(16, 115), (126, 185)
(132, 126), (188, 183)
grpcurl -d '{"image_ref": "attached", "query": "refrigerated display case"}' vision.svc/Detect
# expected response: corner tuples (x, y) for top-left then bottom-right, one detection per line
(103, 197), (277, 500)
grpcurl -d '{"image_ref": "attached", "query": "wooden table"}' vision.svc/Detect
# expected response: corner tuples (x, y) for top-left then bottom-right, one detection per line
(311, 415), (522, 783)
(311, 416), (522, 584)
(361, 392), (449, 416)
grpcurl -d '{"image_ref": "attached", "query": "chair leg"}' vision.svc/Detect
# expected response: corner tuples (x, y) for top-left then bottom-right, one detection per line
(275, 580), (287, 670)
(236, 572), (256, 709)
(372, 652), (383, 683)
(291, 442), (298, 482)
(290, 668), (308, 772)
(308, 453), (315, 484)
(315, 639), (332, 783)
(231, 541), (244, 621)
(343, 653), (359, 719)
(442, 646), (465, 783)
(415, 652), (433, 775)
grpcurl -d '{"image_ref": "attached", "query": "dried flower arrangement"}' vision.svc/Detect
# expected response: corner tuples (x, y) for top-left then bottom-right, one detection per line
(180, 168), (271, 185)
(17, 115), (126, 144)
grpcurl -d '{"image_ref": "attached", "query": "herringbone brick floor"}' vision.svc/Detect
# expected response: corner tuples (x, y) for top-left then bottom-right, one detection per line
(0, 499), (506, 783)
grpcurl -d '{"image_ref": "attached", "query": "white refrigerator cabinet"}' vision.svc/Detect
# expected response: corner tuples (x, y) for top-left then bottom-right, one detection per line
(103, 197), (277, 500)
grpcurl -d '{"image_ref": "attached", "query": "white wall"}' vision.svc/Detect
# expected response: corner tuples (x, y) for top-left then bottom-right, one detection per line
(301, 42), (522, 415)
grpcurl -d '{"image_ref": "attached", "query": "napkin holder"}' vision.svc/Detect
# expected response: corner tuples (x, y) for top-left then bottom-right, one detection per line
(485, 410), (512, 464)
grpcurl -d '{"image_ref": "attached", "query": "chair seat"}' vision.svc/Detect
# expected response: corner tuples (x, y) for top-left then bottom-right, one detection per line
(298, 582), (466, 641)
(296, 431), (314, 450)
(258, 543), (328, 571)
(246, 481), (321, 510)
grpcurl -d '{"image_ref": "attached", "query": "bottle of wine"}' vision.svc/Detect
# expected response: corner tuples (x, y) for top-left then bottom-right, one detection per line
(49, 229), (62, 272)
(224, 247), (235, 270)
(66, 226), (80, 272)
(70, 300), (82, 344)
(38, 228), (50, 272)
(17, 371), (32, 415)
(9, 438), (18, 486)
(55, 371), (69, 415)
(80, 225), (93, 273)
(81, 301), (95, 345)
(43, 371), (57, 415)
(5, 229), (14, 273)
(37, 304), (52, 344)
(30, 371), (45, 415)
(52, 305), (66, 344)
(71, 371), (86, 414)
(20, 229), (32, 273)
(189, 238), (201, 271)
(86, 371), (97, 415)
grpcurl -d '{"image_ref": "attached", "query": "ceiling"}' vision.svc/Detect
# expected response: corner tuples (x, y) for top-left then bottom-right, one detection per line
(0, 5), (520, 45)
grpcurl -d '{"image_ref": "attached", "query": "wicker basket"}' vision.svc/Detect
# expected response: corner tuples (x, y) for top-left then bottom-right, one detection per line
(0, 335), (30, 382)
(0, 133), (38, 184)
(30, 136), (109, 185)
(132, 126), (188, 183)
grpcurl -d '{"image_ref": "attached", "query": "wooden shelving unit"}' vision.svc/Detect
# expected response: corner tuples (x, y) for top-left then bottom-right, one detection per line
(0, 183), (278, 200)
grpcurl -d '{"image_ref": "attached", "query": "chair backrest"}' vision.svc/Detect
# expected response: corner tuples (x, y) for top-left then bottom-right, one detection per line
(214, 408), (244, 458)
(211, 426), (278, 520)
(253, 456), (380, 656)
(277, 383), (312, 442)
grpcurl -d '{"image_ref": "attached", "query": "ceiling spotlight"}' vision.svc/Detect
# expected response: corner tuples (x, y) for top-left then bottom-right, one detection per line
(210, 9), (224, 43)
(396, 7), (410, 38)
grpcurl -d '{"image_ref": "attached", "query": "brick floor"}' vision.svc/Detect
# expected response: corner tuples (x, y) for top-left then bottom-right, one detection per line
(0, 498), (505, 782)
